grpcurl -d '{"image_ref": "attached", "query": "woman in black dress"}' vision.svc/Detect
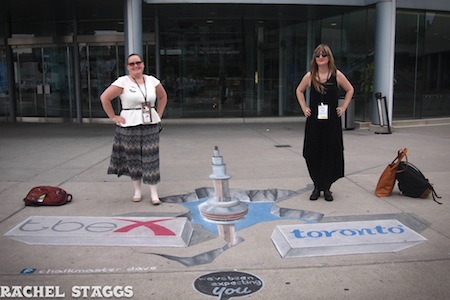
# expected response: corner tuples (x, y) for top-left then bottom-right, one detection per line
(296, 44), (354, 201)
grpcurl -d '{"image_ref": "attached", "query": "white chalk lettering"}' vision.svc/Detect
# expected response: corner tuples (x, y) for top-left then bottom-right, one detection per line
(71, 286), (133, 298)
(0, 286), (65, 298)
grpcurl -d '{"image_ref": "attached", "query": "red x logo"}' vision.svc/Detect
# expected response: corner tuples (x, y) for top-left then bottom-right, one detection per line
(113, 218), (176, 236)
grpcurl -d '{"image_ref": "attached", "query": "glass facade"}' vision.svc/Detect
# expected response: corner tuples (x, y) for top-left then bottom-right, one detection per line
(394, 10), (450, 119)
(154, 4), (369, 119)
(0, 1), (449, 122)
(13, 45), (74, 118)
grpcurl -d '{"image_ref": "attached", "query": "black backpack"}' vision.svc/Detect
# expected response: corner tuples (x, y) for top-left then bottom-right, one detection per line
(396, 161), (442, 204)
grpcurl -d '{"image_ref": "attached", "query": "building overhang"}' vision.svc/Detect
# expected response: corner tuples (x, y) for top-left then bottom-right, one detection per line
(143, 0), (450, 12)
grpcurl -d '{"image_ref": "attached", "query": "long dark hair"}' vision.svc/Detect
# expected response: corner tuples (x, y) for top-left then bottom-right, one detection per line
(310, 44), (337, 93)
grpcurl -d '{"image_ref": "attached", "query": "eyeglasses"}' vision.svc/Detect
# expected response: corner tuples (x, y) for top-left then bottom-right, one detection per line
(128, 61), (143, 67)
(314, 53), (328, 58)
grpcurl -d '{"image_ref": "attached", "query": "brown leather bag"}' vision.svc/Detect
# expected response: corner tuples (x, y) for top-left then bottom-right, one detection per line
(375, 148), (408, 197)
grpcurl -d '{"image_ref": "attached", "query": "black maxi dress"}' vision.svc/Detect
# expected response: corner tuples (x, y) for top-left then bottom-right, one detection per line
(303, 74), (344, 191)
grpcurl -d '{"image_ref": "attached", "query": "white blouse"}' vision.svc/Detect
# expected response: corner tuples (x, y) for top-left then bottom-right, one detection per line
(112, 75), (162, 127)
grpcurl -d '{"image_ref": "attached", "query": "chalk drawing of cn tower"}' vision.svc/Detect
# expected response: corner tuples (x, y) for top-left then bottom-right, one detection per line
(199, 146), (249, 246)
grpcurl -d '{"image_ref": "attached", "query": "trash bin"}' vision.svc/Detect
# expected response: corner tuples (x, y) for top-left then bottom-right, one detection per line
(339, 97), (355, 130)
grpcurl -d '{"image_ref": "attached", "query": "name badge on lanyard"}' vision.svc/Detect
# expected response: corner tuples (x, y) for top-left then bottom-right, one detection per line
(132, 76), (152, 124)
(142, 103), (152, 124)
(318, 103), (328, 119)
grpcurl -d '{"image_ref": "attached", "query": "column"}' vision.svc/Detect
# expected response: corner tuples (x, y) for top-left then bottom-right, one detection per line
(124, 0), (143, 58)
(278, 21), (286, 116)
(72, 0), (82, 123)
(372, 0), (396, 126)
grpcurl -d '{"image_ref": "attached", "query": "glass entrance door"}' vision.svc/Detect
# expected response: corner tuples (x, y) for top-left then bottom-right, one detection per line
(14, 45), (73, 119)
(161, 19), (245, 118)
(79, 45), (123, 118)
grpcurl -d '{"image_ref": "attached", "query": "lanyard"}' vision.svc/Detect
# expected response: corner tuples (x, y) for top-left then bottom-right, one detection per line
(317, 71), (330, 104)
(132, 76), (147, 104)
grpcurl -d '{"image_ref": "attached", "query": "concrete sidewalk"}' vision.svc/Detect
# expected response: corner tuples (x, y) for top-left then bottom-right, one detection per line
(0, 120), (449, 299)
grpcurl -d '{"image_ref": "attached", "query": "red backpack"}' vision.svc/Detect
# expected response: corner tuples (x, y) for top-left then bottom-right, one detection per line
(24, 186), (73, 206)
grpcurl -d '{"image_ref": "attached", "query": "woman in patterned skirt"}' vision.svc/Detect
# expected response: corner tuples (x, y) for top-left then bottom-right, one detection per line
(101, 53), (168, 205)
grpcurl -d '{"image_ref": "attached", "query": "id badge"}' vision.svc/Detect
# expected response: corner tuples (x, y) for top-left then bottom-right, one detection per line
(142, 103), (152, 124)
(318, 103), (328, 120)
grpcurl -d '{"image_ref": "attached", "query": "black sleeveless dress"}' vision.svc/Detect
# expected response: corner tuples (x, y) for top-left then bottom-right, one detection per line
(303, 74), (344, 191)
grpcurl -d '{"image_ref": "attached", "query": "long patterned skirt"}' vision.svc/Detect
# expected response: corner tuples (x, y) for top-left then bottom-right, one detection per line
(108, 124), (160, 184)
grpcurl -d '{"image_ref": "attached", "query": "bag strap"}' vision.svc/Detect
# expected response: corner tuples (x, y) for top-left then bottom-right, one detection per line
(390, 148), (408, 168)
(431, 188), (442, 205)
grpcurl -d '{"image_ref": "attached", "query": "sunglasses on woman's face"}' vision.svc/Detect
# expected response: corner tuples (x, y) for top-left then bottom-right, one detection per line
(128, 61), (143, 67)
(315, 53), (328, 58)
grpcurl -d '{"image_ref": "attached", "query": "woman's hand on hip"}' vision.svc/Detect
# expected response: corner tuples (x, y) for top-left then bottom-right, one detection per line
(112, 115), (126, 126)
(336, 106), (346, 117)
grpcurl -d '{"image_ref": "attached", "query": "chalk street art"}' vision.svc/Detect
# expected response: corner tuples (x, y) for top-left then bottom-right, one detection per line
(144, 185), (324, 266)
(5, 147), (324, 267)
(165, 187), (323, 234)
(5, 147), (431, 268)
(193, 271), (264, 300)
(271, 219), (427, 258)
(5, 216), (194, 247)
(148, 147), (324, 265)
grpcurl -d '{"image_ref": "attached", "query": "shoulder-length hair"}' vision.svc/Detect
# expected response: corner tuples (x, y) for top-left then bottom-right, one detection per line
(310, 44), (337, 93)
